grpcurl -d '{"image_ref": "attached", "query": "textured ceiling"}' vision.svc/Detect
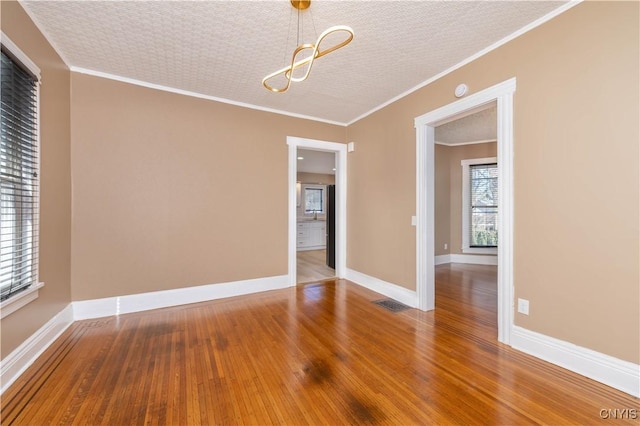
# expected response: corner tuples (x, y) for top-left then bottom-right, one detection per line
(435, 105), (496, 145)
(21, 0), (570, 125)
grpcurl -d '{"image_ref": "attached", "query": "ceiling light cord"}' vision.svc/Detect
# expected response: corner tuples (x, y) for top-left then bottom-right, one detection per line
(283, 8), (294, 66)
(296, 6), (301, 47)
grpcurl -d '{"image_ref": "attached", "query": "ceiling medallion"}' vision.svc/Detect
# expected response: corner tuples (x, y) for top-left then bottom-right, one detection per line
(262, 0), (354, 93)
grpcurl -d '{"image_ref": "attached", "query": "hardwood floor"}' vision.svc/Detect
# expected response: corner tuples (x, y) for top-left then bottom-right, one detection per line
(297, 249), (335, 283)
(2, 264), (638, 425)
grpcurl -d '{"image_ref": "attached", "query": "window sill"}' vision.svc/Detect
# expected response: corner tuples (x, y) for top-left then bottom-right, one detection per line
(462, 247), (497, 255)
(1, 282), (45, 319)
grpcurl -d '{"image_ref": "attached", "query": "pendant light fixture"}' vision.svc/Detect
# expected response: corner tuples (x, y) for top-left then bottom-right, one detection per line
(262, 0), (354, 93)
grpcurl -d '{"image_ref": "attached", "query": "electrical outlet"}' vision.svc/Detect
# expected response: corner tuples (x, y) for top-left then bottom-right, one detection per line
(444, 243), (448, 250)
(517, 298), (530, 315)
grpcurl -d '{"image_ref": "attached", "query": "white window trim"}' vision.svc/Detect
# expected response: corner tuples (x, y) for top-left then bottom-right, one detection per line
(1, 32), (43, 317)
(461, 157), (497, 255)
(1, 32), (41, 81)
(1, 282), (45, 319)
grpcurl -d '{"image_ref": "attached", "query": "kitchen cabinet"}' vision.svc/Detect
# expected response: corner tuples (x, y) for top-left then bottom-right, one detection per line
(296, 221), (326, 251)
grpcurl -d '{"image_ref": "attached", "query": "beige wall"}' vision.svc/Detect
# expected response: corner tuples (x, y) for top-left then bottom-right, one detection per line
(1, 1), (72, 358)
(70, 74), (345, 301)
(435, 143), (497, 256)
(347, 108), (418, 289)
(434, 145), (450, 256)
(347, 2), (639, 363)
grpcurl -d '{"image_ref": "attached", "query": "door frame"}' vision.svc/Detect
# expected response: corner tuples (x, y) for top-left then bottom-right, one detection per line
(287, 137), (347, 286)
(414, 78), (516, 344)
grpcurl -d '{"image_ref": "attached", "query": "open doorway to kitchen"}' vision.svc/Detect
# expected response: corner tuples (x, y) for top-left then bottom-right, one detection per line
(287, 137), (347, 287)
(296, 148), (337, 283)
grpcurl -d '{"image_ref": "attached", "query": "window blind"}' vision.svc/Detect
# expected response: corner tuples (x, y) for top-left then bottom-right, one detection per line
(469, 163), (498, 248)
(1, 49), (39, 301)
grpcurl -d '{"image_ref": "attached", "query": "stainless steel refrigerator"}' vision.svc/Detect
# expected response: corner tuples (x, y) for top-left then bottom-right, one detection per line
(326, 184), (336, 269)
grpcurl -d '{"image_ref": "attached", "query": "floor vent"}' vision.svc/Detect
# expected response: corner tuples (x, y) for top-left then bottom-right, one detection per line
(372, 299), (411, 313)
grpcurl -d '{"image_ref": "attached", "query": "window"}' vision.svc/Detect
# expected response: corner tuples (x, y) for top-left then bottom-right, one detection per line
(304, 185), (325, 214)
(461, 157), (497, 254)
(1, 34), (42, 316)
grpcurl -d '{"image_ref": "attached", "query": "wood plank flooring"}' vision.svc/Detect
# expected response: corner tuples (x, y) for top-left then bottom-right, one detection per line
(2, 264), (638, 425)
(297, 249), (335, 284)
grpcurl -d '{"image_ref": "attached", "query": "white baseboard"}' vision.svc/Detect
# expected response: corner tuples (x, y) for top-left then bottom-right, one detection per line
(435, 254), (498, 266)
(73, 275), (289, 320)
(511, 326), (640, 398)
(1, 275), (290, 394)
(7, 275), (637, 401)
(1, 304), (74, 394)
(345, 268), (417, 308)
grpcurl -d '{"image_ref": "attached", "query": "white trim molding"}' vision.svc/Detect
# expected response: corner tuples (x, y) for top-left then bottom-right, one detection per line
(73, 275), (289, 320)
(1, 275), (290, 393)
(415, 123), (435, 311)
(463, 247), (497, 255)
(287, 137), (347, 287)
(345, 269), (418, 308)
(435, 254), (498, 266)
(1, 32), (43, 319)
(347, 2), (580, 125)
(511, 326), (640, 398)
(0, 282), (44, 319)
(72, 67), (346, 127)
(0, 304), (74, 394)
(15, 0), (579, 129)
(435, 139), (497, 147)
(415, 78), (516, 345)
(0, 32), (41, 81)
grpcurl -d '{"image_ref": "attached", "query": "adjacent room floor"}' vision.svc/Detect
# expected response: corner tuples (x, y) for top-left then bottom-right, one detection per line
(2, 264), (637, 425)
(297, 249), (335, 283)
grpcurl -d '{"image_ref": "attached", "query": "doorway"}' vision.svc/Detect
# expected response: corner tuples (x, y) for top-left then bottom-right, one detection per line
(296, 148), (337, 283)
(415, 78), (515, 344)
(287, 137), (347, 287)
(433, 105), (499, 335)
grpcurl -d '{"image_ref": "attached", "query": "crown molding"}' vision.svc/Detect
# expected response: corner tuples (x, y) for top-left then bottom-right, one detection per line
(346, 1), (582, 126)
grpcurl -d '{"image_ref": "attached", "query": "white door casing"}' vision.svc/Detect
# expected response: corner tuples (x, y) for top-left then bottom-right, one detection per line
(287, 137), (347, 286)
(414, 78), (516, 344)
